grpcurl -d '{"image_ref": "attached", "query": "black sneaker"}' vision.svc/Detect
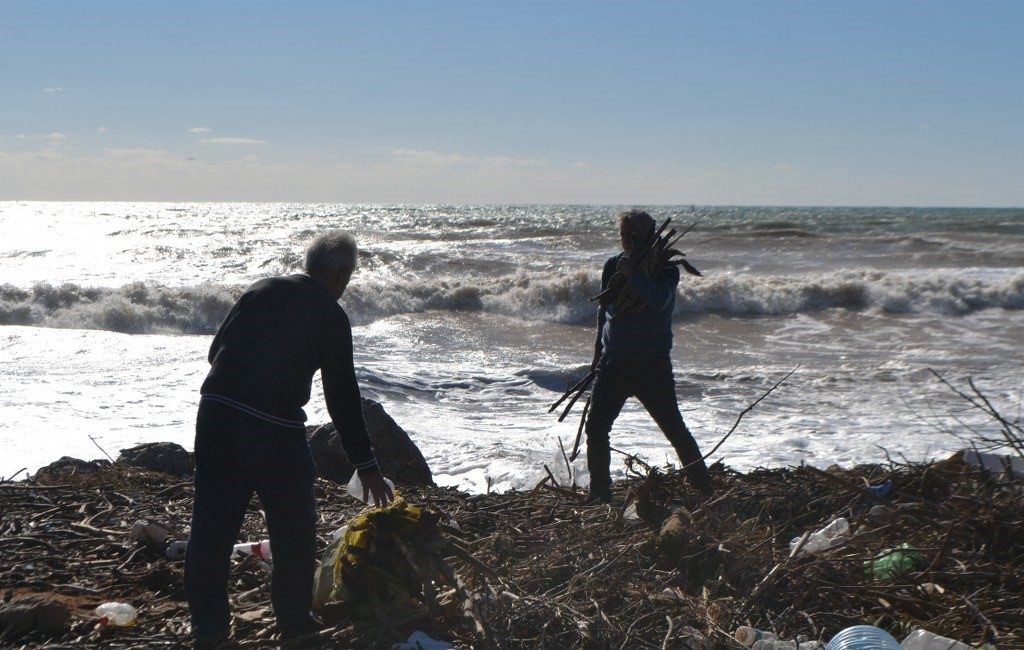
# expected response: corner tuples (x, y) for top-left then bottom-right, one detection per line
(587, 487), (613, 505)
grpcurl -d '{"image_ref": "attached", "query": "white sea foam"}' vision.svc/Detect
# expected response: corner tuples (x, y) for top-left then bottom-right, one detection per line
(4, 268), (1022, 334)
(2, 203), (1023, 490)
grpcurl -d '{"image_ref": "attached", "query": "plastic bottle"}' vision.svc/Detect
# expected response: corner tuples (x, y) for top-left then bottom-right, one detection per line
(736, 626), (776, 647)
(232, 540), (272, 561)
(95, 602), (138, 627)
(825, 625), (901, 650)
(165, 539), (188, 560)
(346, 471), (396, 506)
(791, 518), (850, 555)
(900, 629), (971, 650)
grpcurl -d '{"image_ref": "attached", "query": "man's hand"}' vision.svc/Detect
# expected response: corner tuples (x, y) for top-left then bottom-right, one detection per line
(360, 468), (395, 506)
(616, 255), (636, 278)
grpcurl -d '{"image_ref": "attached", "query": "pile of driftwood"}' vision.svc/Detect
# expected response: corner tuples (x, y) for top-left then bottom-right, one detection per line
(2, 447), (1021, 648)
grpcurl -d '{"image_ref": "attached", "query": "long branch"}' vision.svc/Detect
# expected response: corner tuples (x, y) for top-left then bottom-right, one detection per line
(683, 366), (798, 470)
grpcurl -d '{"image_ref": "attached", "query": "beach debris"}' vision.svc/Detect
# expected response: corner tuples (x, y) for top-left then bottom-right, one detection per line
(391, 630), (455, 649)
(0, 596), (70, 640)
(129, 520), (171, 548)
(2, 442), (1022, 648)
(825, 625), (901, 650)
(117, 442), (193, 476)
(312, 496), (455, 622)
(232, 540), (272, 561)
(306, 397), (434, 486)
(790, 517), (850, 555)
(866, 478), (894, 498)
(165, 539), (188, 561)
(866, 543), (922, 580)
(901, 628), (972, 650)
(94, 602), (138, 627)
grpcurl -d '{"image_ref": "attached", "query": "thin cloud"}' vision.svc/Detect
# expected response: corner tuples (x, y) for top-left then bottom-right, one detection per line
(200, 137), (266, 145)
(17, 132), (68, 140)
(188, 127), (212, 134)
(43, 86), (63, 93)
(390, 148), (547, 169)
(97, 126), (109, 134)
(772, 163), (797, 173)
(103, 148), (168, 158)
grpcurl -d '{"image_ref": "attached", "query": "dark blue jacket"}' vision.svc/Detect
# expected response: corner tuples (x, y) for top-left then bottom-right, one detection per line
(595, 253), (679, 359)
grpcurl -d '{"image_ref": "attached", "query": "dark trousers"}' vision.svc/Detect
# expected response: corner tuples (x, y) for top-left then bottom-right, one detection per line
(185, 400), (317, 642)
(585, 354), (710, 499)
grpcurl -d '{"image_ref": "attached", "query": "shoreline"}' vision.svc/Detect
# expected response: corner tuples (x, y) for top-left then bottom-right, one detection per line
(1, 446), (1021, 648)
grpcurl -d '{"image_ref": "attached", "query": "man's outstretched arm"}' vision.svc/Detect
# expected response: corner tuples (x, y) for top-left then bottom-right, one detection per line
(321, 310), (393, 504)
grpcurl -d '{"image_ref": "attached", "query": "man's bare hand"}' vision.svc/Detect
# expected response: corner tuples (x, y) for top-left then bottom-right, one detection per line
(616, 256), (636, 278)
(360, 469), (395, 506)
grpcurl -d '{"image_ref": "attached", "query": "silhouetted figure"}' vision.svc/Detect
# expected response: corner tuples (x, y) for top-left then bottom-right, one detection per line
(586, 210), (711, 503)
(186, 231), (392, 649)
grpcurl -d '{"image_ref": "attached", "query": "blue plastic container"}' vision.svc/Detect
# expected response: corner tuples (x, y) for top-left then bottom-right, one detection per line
(825, 625), (901, 650)
(867, 479), (894, 498)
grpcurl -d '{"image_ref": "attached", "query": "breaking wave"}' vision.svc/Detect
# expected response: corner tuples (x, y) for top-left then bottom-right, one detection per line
(0, 282), (240, 334)
(3, 269), (1022, 334)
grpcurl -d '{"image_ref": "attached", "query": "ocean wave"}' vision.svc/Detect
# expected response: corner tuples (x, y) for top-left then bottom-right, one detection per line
(2, 269), (1022, 334)
(0, 282), (239, 334)
(677, 269), (1024, 317)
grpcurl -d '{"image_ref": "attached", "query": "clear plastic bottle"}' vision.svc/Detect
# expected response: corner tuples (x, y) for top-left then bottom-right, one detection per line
(347, 471), (396, 506)
(232, 540), (272, 561)
(792, 518), (850, 555)
(825, 625), (901, 650)
(900, 629), (971, 650)
(95, 602), (138, 627)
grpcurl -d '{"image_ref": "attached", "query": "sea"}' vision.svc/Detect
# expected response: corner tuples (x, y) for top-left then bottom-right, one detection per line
(2, 202), (1022, 492)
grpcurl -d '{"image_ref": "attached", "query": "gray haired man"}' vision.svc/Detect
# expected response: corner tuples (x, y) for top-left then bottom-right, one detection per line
(186, 231), (392, 649)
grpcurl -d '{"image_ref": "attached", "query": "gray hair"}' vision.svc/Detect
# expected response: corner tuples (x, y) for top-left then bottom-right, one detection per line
(616, 209), (655, 233)
(304, 230), (358, 276)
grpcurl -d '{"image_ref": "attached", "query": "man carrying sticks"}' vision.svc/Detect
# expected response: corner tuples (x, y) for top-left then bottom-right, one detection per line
(585, 209), (711, 503)
(186, 231), (393, 649)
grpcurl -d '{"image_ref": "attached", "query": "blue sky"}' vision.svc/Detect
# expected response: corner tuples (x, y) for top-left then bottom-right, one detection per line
(1, 1), (1022, 205)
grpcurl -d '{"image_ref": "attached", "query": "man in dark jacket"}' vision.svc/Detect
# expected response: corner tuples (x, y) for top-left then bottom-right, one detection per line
(186, 231), (392, 649)
(586, 209), (711, 503)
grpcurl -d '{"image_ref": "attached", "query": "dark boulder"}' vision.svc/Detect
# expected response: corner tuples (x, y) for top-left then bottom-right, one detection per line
(32, 456), (110, 481)
(117, 442), (193, 477)
(307, 398), (433, 486)
(0, 596), (70, 640)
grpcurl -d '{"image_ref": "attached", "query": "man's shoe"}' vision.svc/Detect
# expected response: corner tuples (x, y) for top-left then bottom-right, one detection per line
(587, 487), (613, 505)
